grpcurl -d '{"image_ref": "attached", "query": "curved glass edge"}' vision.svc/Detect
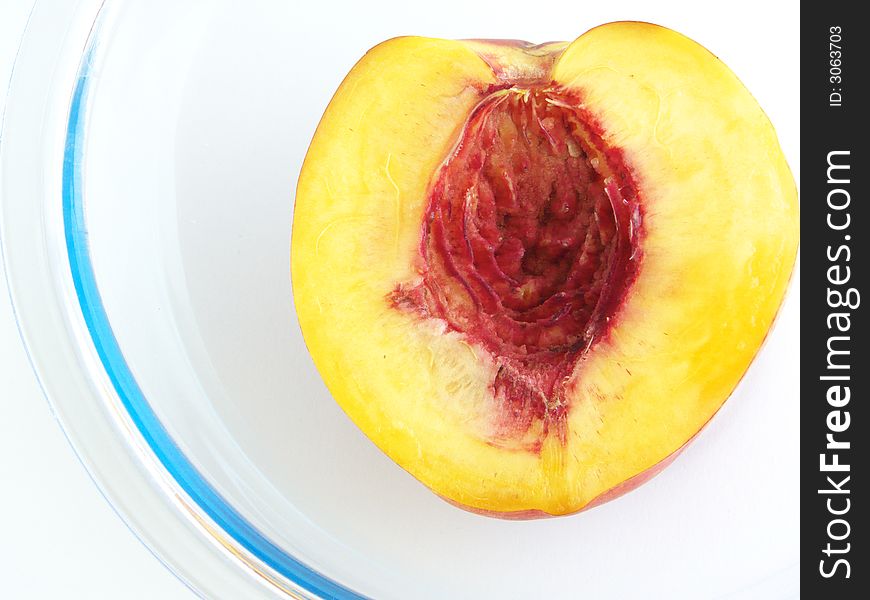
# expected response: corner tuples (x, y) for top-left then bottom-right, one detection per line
(1, 2), (207, 599)
(61, 13), (363, 600)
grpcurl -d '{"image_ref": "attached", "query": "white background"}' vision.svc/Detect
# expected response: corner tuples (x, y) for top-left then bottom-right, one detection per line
(1, 1), (798, 598)
(0, 1), (190, 597)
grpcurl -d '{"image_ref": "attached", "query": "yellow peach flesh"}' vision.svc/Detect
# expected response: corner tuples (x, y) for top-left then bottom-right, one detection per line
(291, 24), (798, 516)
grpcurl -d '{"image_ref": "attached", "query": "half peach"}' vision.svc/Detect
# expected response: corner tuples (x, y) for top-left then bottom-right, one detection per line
(291, 22), (798, 517)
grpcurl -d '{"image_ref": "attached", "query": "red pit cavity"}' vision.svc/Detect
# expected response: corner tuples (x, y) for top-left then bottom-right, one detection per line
(393, 88), (642, 450)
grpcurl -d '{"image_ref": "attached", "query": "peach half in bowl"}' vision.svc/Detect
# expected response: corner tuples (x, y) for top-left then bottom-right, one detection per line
(2, 1), (799, 597)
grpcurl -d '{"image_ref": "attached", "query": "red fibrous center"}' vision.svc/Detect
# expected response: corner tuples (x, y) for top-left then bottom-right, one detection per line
(392, 88), (641, 450)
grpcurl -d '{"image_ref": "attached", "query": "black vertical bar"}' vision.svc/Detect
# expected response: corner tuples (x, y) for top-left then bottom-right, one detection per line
(802, 2), (866, 596)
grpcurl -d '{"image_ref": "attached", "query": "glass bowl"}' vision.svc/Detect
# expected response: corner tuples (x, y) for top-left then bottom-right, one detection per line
(0, 1), (800, 598)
